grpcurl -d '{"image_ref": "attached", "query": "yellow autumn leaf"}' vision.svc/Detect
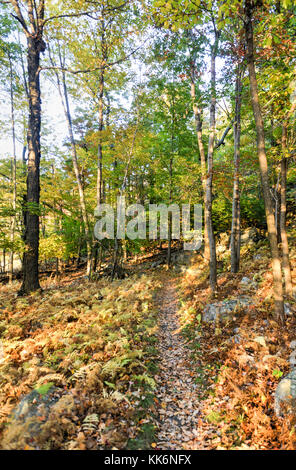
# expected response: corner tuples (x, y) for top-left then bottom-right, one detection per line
(261, 394), (267, 405)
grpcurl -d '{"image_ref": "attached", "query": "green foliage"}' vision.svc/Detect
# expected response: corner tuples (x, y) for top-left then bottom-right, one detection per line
(0, 0), (295, 281)
(212, 196), (232, 233)
(272, 369), (284, 379)
(34, 382), (55, 396)
(240, 194), (266, 229)
(39, 234), (67, 262)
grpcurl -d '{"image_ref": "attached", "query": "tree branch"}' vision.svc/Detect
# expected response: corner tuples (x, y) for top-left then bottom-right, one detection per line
(41, 41), (146, 75)
(8, 0), (29, 34)
(215, 120), (234, 149)
(43, 10), (99, 25)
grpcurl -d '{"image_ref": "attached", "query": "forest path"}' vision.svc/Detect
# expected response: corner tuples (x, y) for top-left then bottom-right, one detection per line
(153, 276), (204, 450)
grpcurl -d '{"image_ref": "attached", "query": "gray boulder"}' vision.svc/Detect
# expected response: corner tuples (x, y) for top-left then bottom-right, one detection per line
(275, 370), (296, 417)
(13, 386), (60, 426)
(240, 276), (257, 290)
(218, 232), (230, 246)
(151, 259), (165, 268)
(216, 232), (230, 254)
(2, 386), (77, 449)
(240, 227), (261, 245)
(203, 296), (253, 323)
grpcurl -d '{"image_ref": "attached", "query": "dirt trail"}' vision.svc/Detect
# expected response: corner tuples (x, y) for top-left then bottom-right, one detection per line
(153, 277), (207, 450)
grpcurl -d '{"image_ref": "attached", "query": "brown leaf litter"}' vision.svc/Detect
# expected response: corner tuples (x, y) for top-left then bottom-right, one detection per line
(152, 277), (216, 450)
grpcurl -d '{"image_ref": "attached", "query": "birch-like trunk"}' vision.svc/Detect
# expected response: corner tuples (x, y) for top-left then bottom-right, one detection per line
(8, 53), (17, 284)
(97, 70), (104, 206)
(280, 123), (293, 297)
(167, 154), (173, 267)
(205, 33), (219, 293)
(49, 42), (92, 274)
(190, 76), (210, 261)
(245, 0), (284, 323)
(230, 65), (242, 273)
(61, 73), (92, 275)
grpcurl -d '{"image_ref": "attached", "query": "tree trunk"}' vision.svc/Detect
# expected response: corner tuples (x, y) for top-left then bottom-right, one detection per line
(190, 76), (210, 261)
(92, 68), (105, 279)
(205, 33), (218, 293)
(93, 21), (107, 278)
(280, 123), (293, 297)
(111, 109), (139, 278)
(97, 69), (104, 206)
(2, 249), (6, 273)
(62, 73), (92, 274)
(274, 185), (281, 244)
(167, 155), (173, 267)
(8, 52), (17, 284)
(50, 42), (92, 275)
(96, 17), (107, 207)
(244, 0), (284, 323)
(230, 65), (242, 273)
(19, 36), (44, 294)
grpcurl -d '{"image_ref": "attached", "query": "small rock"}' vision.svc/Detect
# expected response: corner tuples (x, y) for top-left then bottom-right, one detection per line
(240, 276), (257, 290)
(217, 245), (227, 254)
(254, 336), (267, 347)
(275, 369), (296, 417)
(241, 276), (252, 285)
(186, 267), (200, 276)
(229, 334), (241, 344)
(151, 260), (164, 268)
(284, 303), (292, 316)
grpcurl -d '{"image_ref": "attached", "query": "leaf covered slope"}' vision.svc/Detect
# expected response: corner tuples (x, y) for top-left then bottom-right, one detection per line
(0, 273), (160, 450)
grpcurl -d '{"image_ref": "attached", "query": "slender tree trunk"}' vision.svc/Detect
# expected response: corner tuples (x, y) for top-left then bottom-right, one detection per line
(167, 155), (173, 267)
(273, 173), (281, 243)
(205, 32), (219, 293)
(3, 249), (6, 273)
(96, 17), (107, 207)
(52, 164), (60, 277)
(97, 70), (104, 206)
(245, 0), (284, 323)
(62, 73), (92, 274)
(190, 76), (210, 261)
(92, 69), (105, 279)
(8, 53), (17, 284)
(20, 144), (27, 260)
(111, 111), (139, 279)
(230, 65), (242, 273)
(92, 21), (107, 278)
(50, 43), (92, 275)
(280, 123), (293, 297)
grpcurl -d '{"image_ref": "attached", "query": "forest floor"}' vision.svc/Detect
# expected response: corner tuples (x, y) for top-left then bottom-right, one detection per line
(1, 231), (296, 449)
(153, 277), (206, 449)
